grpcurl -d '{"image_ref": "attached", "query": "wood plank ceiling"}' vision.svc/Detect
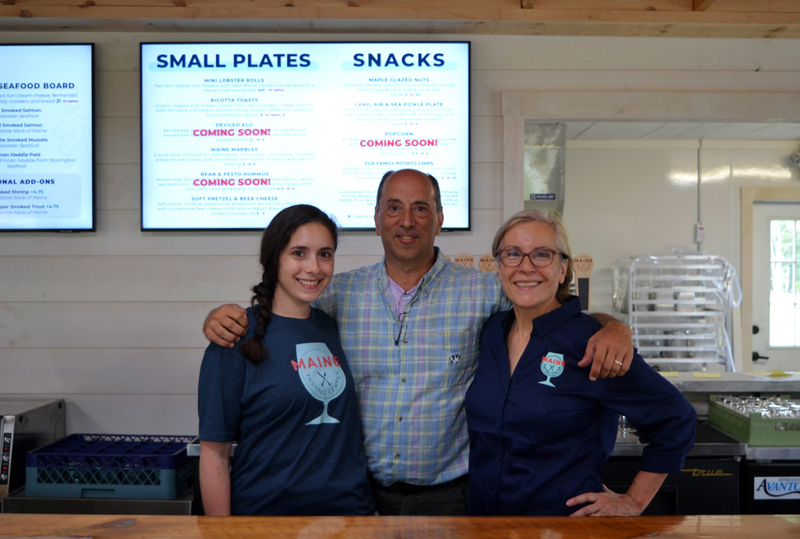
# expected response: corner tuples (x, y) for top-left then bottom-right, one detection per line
(0, 0), (799, 37)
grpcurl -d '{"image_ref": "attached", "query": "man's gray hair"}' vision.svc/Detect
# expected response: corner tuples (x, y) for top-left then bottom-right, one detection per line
(375, 169), (443, 214)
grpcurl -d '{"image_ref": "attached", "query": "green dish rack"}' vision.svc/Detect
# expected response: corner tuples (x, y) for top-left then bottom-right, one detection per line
(708, 395), (800, 447)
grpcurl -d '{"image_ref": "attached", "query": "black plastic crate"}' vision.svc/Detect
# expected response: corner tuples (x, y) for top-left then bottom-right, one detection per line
(25, 434), (195, 500)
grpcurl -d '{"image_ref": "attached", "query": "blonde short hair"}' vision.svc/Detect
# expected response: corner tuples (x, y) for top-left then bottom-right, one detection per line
(491, 209), (574, 304)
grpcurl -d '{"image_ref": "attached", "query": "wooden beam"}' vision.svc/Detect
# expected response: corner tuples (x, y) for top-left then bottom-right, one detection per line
(502, 91), (800, 122)
(1, 0), (799, 38)
(0, 0), (200, 4)
(694, 0), (716, 11)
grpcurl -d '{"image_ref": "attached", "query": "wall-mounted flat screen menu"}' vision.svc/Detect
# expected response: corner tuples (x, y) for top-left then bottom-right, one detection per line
(0, 44), (94, 232)
(140, 42), (470, 230)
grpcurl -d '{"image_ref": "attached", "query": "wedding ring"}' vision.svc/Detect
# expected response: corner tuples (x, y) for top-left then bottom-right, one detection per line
(614, 361), (623, 366)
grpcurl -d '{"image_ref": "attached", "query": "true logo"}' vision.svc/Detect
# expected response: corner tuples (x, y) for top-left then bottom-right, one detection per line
(448, 353), (461, 366)
(539, 352), (565, 387)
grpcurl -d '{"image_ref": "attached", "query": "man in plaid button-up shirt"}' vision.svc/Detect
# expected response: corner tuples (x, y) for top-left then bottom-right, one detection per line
(203, 169), (633, 515)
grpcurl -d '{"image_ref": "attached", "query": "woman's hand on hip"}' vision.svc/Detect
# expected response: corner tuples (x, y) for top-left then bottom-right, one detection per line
(566, 486), (642, 517)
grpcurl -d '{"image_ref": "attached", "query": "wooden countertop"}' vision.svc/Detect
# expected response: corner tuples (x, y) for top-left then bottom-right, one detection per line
(1, 514), (800, 539)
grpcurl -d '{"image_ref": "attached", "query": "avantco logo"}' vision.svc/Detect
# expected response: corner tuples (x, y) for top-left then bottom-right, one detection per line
(754, 477), (800, 500)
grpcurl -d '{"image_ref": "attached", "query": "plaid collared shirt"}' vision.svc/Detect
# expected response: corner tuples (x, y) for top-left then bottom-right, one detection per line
(315, 249), (509, 486)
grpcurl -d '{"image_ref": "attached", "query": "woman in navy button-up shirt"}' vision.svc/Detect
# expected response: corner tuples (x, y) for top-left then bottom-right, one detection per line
(464, 210), (696, 517)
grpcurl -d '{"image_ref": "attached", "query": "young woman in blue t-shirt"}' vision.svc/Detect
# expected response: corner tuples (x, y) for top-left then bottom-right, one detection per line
(198, 204), (375, 516)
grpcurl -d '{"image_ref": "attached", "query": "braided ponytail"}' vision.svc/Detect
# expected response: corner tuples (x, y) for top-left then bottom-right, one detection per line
(238, 204), (339, 366)
(241, 281), (273, 364)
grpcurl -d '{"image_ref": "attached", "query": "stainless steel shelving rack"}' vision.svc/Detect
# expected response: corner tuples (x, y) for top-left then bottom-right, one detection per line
(613, 253), (741, 371)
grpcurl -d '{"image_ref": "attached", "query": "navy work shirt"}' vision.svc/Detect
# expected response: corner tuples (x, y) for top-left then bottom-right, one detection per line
(465, 297), (696, 516)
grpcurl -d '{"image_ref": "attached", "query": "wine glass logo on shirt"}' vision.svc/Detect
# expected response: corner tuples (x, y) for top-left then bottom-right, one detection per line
(539, 352), (565, 387)
(295, 342), (346, 425)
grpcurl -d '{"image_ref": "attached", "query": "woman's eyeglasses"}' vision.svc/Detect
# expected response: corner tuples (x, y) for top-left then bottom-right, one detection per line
(495, 248), (565, 268)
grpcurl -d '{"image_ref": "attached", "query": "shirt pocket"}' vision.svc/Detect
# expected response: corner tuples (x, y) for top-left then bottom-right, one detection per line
(418, 322), (478, 388)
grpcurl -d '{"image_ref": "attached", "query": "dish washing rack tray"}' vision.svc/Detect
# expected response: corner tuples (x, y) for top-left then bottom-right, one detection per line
(613, 252), (741, 371)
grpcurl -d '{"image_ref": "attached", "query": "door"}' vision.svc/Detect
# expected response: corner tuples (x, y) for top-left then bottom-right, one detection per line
(752, 201), (800, 371)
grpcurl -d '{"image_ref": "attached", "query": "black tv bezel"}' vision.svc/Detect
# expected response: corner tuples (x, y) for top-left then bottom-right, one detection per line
(0, 42), (96, 233)
(139, 40), (471, 233)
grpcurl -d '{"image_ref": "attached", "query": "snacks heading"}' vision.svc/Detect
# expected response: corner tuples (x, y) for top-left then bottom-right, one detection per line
(352, 53), (445, 68)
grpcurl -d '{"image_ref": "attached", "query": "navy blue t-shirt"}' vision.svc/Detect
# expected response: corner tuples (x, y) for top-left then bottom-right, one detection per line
(198, 307), (375, 516)
(465, 297), (696, 516)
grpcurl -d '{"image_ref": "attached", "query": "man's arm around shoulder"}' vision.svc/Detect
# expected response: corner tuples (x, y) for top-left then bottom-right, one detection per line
(203, 304), (249, 348)
(579, 313), (633, 381)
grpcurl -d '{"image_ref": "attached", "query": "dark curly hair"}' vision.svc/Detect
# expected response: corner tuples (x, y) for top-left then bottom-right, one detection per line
(240, 204), (338, 364)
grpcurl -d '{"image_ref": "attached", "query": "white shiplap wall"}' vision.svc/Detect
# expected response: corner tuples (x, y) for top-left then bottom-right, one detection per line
(1, 32), (799, 434)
